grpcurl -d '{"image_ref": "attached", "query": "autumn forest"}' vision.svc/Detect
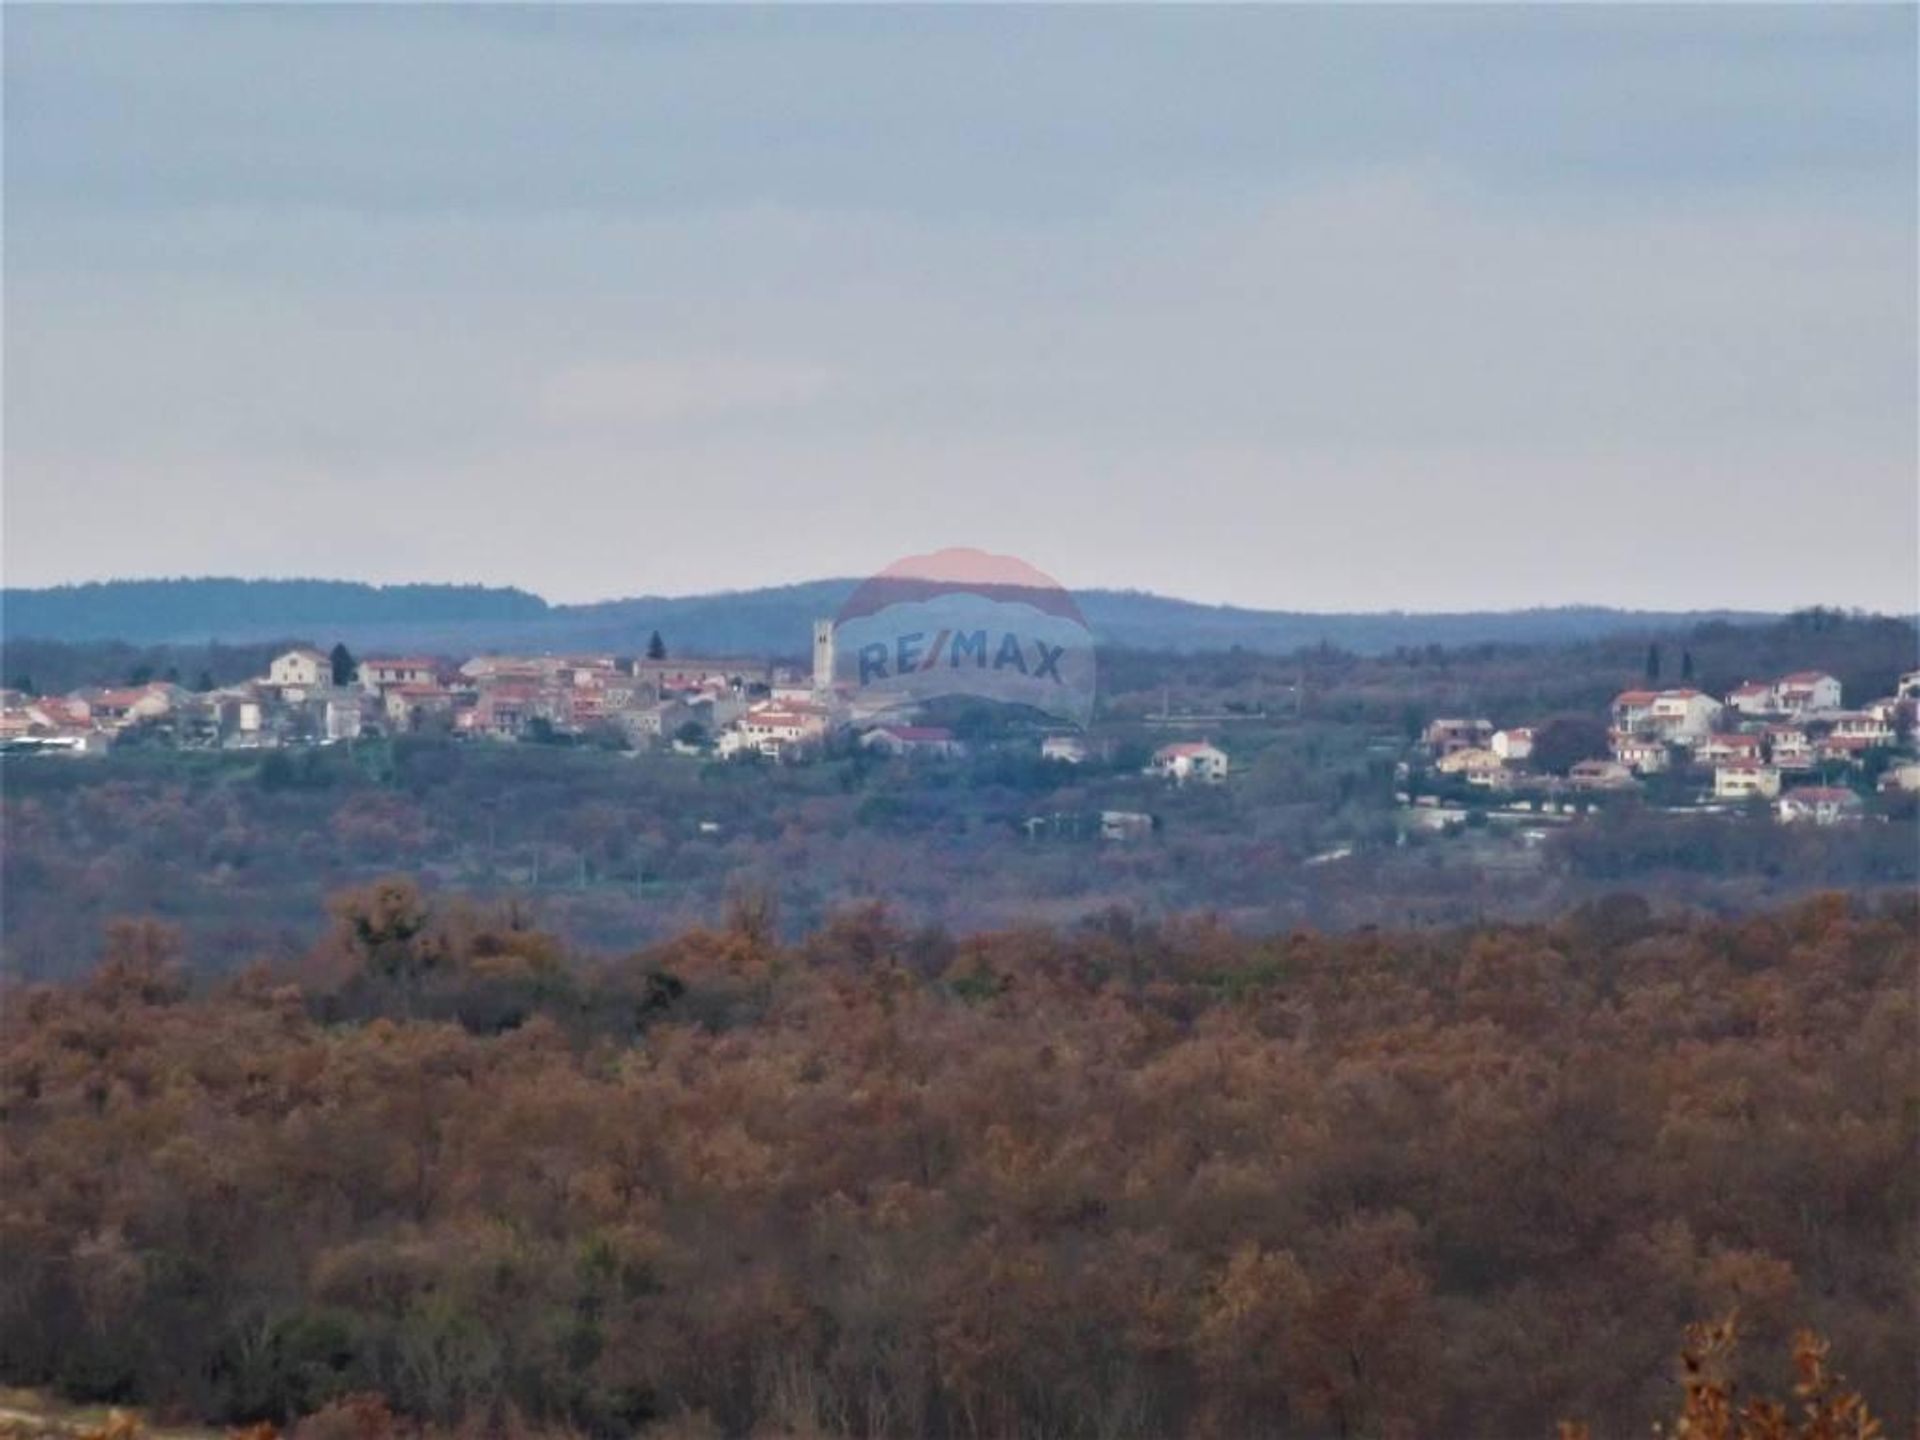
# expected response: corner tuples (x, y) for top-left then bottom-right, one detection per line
(1, 886), (1911, 1438)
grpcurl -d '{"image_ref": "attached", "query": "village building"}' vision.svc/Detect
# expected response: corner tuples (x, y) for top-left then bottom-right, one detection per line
(1777, 787), (1863, 826)
(1877, 761), (1920, 794)
(1774, 671), (1842, 716)
(1862, 696), (1907, 728)
(1610, 735), (1671, 775)
(324, 694), (365, 742)
(1644, 689), (1724, 743)
(267, 648), (330, 691)
(1435, 746), (1509, 787)
(1099, 810), (1155, 842)
(1423, 717), (1494, 758)
(1041, 734), (1091, 764)
(383, 683), (454, 733)
(359, 657), (438, 692)
(1695, 733), (1763, 766)
(1569, 758), (1636, 791)
(1609, 690), (1659, 731)
(76, 684), (179, 728)
(467, 684), (537, 740)
(1825, 711), (1895, 747)
(1489, 727), (1534, 763)
(1766, 725), (1814, 770)
(1149, 741), (1229, 784)
(1724, 681), (1776, 717)
(617, 699), (696, 746)
(861, 724), (964, 759)
(718, 704), (829, 760)
(1714, 763), (1781, 801)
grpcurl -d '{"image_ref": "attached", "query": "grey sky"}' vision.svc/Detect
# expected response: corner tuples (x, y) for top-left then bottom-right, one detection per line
(5, 5), (1915, 612)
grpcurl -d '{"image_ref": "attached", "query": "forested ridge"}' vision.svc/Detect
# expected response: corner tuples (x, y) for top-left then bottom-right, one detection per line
(1, 890), (1912, 1438)
(1, 574), (1793, 654)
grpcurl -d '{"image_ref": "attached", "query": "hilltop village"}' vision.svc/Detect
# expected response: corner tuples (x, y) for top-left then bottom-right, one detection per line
(1407, 666), (1920, 826)
(5, 615), (1919, 838)
(0, 626), (1231, 787)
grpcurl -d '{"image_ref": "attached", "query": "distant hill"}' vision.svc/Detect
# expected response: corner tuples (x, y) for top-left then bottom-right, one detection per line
(3, 578), (549, 645)
(1, 575), (1786, 657)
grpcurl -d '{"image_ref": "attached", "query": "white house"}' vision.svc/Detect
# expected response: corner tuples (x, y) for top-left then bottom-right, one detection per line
(1149, 741), (1229, 784)
(1490, 727), (1534, 763)
(1610, 690), (1659, 732)
(359, 657), (437, 693)
(1435, 746), (1509, 787)
(1725, 681), (1776, 717)
(1877, 761), (1920, 794)
(1645, 689), (1724, 743)
(1714, 763), (1781, 801)
(719, 704), (829, 760)
(1610, 735), (1670, 774)
(1766, 726), (1815, 771)
(1777, 787), (1863, 826)
(1826, 711), (1894, 747)
(1774, 671), (1842, 716)
(1695, 733), (1764, 767)
(268, 648), (330, 690)
(324, 694), (364, 742)
(83, 684), (178, 727)
(861, 724), (964, 759)
(1041, 734), (1091, 764)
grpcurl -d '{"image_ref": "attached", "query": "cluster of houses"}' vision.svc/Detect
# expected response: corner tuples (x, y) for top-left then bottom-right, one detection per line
(0, 647), (768, 755)
(1415, 667), (1920, 825)
(1, 635), (1233, 791)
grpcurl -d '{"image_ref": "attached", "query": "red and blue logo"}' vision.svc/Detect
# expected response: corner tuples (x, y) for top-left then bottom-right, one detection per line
(830, 548), (1096, 728)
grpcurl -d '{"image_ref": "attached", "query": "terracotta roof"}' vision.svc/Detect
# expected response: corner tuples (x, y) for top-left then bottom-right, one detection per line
(1613, 690), (1657, 705)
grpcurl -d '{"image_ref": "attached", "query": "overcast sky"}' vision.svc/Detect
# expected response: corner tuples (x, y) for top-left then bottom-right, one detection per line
(5, 5), (1915, 612)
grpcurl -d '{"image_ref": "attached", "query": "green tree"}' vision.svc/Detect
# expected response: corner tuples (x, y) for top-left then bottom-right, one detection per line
(1644, 643), (1662, 683)
(646, 631), (667, 661)
(330, 643), (358, 687)
(1532, 714), (1613, 775)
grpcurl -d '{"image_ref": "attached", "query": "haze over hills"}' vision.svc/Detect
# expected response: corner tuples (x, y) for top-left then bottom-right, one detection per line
(0, 575), (1801, 657)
